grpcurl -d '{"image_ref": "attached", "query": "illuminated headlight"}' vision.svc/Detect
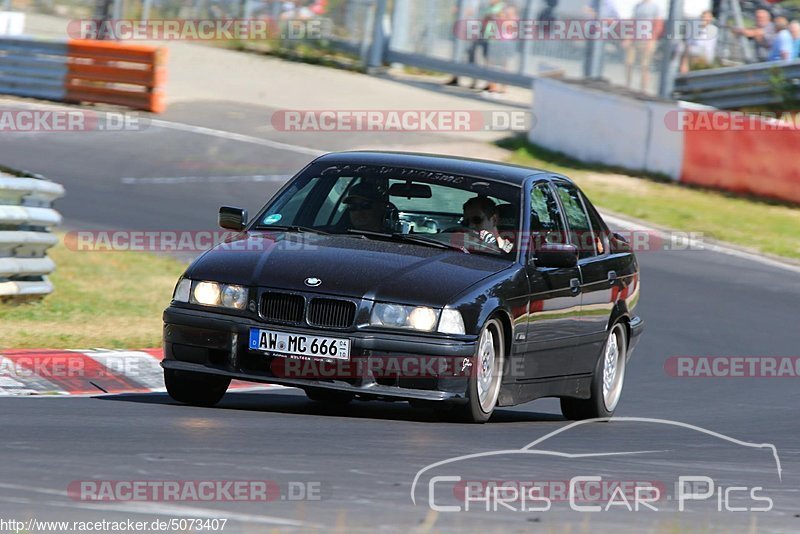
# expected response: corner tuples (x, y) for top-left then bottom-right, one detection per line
(191, 281), (249, 310)
(371, 303), (439, 332)
(173, 278), (191, 303)
(192, 281), (221, 306)
(438, 308), (465, 335)
(221, 284), (248, 309)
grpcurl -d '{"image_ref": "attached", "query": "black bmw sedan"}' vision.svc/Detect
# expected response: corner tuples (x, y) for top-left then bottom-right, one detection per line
(162, 151), (644, 423)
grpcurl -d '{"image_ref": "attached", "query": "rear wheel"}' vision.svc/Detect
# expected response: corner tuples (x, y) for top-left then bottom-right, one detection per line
(164, 369), (230, 407)
(440, 317), (504, 424)
(561, 322), (628, 420)
(305, 388), (355, 405)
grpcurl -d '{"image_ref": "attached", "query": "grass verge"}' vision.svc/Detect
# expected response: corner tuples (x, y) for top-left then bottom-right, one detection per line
(0, 236), (186, 349)
(500, 137), (800, 260)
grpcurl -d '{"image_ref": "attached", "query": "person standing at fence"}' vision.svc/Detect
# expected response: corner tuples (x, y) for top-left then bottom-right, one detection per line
(682, 10), (718, 72)
(789, 20), (800, 58)
(445, 0), (484, 89)
(485, 0), (519, 96)
(732, 9), (775, 62)
(768, 17), (794, 61)
(623, 0), (662, 91)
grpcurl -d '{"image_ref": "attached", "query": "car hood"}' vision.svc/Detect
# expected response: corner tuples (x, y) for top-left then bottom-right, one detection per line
(186, 232), (514, 306)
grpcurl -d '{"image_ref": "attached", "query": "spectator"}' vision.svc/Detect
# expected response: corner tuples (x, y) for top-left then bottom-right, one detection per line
(682, 10), (718, 71)
(445, 0), (485, 89)
(732, 9), (775, 62)
(624, 0), (662, 91)
(485, 0), (518, 96)
(790, 20), (800, 58)
(768, 16), (793, 60)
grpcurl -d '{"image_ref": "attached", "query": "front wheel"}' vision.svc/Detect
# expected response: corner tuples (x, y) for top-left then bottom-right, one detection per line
(440, 317), (505, 423)
(561, 322), (628, 420)
(164, 369), (230, 407)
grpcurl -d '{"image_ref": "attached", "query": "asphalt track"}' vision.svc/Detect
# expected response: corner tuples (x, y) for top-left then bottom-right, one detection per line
(1, 98), (799, 532)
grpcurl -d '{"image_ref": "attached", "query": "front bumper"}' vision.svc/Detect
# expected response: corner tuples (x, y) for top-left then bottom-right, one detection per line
(162, 306), (477, 402)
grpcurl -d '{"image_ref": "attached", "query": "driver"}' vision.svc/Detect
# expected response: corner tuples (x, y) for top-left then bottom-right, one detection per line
(343, 182), (390, 233)
(463, 196), (514, 253)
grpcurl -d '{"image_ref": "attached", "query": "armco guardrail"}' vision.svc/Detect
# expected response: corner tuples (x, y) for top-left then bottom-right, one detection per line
(674, 60), (800, 109)
(0, 36), (167, 113)
(0, 170), (64, 300)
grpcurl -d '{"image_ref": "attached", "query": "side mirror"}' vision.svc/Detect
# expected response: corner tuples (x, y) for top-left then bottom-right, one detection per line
(533, 243), (578, 269)
(219, 206), (248, 231)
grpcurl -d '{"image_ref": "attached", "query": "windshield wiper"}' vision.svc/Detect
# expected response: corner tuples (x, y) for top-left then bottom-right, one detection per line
(345, 229), (463, 252)
(258, 225), (330, 235)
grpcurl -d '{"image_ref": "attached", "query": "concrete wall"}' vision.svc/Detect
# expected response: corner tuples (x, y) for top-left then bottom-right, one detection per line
(529, 78), (684, 180)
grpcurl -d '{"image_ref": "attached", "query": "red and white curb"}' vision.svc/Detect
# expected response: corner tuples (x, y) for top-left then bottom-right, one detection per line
(0, 349), (283, 396)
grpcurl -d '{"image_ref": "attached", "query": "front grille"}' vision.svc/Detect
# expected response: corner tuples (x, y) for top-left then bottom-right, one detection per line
(260, 292), (305, 323)
(307, 298), (356, 329)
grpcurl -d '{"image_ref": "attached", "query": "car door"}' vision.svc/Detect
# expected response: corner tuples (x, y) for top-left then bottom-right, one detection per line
(521, 180), (584, 379)
(552, 180), (615, 374)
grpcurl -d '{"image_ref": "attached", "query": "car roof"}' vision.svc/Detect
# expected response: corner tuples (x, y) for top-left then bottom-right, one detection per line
(312, 151), (572, 187)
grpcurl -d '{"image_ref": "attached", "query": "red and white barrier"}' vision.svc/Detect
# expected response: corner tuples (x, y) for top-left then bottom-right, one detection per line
(0, 349), (279, 396)
(530, 78), (800, 205)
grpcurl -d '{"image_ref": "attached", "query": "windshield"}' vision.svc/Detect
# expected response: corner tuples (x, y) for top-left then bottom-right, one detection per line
(254, 164), (522, 256)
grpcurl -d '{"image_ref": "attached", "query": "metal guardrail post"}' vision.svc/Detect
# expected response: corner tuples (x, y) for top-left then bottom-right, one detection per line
(367, 0), (388, 68)
(583, 0), (605, 78)
(658, 0), (684, 97)
(451, 0), (466, 64)
(518, 0), (535, 76)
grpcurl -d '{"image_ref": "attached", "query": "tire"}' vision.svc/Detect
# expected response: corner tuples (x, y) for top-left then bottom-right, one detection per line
(440, 317), (505, 424)
(305, 388), (355, 405)
(561, 322), (628, 421)
(164, 368), (230, 407)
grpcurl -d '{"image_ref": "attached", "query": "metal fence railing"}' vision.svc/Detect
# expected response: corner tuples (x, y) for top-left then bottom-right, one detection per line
(674, 60), (800, 109)
(0, 170), (64, 301)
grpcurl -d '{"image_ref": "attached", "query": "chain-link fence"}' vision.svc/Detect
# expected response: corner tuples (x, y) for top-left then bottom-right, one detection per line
(7, 0), (774, 97)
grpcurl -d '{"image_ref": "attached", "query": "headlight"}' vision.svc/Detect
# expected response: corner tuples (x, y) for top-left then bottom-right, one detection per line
(438, 308), (465, 335)
(173, 278), (191, 303)
(190, 281), (249, 310)
(192, 281), (221, 306)
(370, 303), (439, 331)
(221, 284), (248, 309)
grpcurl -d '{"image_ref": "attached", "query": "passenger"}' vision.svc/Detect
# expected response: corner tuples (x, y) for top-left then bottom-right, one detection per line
(463, 196), (514, 253)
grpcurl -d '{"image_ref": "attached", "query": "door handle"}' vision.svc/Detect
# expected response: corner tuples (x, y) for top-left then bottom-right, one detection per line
(569, 278), (581, 294)
(607, 271), (618, 285)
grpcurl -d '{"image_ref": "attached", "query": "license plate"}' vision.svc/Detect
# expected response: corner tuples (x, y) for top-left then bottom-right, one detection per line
(249, 328), (350, 360)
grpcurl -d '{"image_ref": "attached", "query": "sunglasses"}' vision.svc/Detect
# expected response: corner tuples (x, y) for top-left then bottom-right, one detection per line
(348, 200), (375, 211)
(466, 215), (486, 225)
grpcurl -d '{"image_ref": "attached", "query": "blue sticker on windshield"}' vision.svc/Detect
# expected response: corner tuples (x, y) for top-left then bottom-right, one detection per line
(263, 214), (282, 225)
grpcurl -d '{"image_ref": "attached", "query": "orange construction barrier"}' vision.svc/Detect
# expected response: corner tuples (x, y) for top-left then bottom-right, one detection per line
(65, 40), (167, 113)
(681, 110), (800, 204)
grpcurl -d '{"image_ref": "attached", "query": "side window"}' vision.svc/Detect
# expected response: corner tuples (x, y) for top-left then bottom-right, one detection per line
(582, 192), (608, 256)
(530, 182), (566, 248)
(553, 182), (598, 259)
